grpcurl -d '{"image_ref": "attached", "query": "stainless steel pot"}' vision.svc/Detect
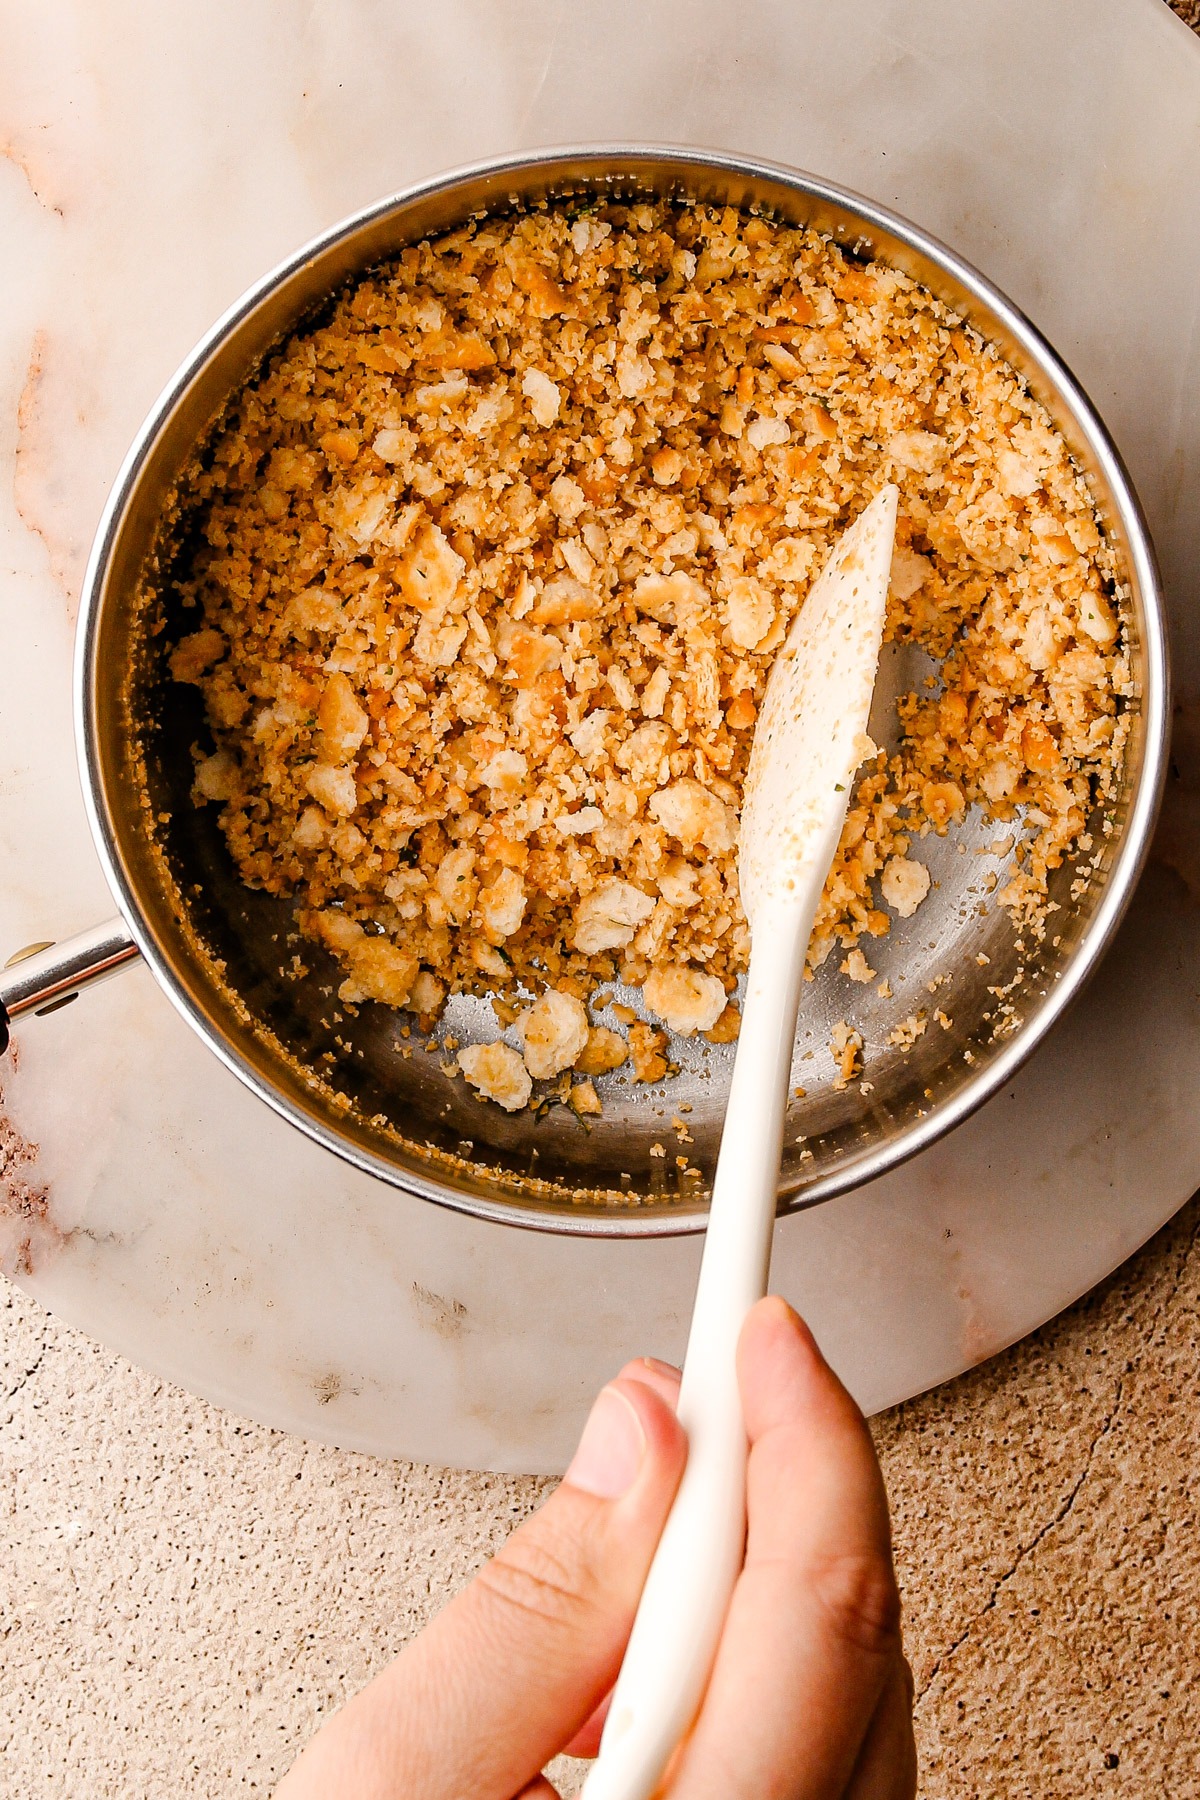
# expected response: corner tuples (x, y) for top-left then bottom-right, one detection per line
(0, 146), (1169, 1234)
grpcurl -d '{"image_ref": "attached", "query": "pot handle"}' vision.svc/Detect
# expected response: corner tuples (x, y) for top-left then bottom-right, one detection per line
(0, 918), (141, 1053)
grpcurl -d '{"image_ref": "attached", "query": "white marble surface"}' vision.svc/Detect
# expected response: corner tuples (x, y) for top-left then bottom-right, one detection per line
(1, 0), (1198, 1473)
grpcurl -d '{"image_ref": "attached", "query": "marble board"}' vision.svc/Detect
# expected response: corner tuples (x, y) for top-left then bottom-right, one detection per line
(1, 0), (1197, 1473)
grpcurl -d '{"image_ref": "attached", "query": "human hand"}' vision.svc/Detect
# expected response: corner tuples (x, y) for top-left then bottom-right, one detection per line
(275, 1297), (916, 1799)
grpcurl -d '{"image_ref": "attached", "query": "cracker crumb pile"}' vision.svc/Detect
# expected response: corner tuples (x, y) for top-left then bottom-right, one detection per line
(169, 199), (1128, 1112)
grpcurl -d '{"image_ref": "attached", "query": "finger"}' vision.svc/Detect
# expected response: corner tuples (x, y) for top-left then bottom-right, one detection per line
(514, 1781), (560, 1800)
(617, 1356), (681, 1409)
(554, 1364), (679, 1762)
(669, 1298), (902, 1800)
(560, 1686), (612, 1759)
(844, 1657), (918, 1800)
(275, 1373), (686, 1800)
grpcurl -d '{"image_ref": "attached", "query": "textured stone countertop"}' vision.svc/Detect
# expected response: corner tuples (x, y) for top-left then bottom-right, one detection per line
(4, 1199), (1198, 1796)
(3, 3), (1199, 1795)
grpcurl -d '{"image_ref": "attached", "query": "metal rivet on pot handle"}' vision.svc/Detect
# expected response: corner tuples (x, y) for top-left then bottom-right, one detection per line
(0, 919), (141, 1053)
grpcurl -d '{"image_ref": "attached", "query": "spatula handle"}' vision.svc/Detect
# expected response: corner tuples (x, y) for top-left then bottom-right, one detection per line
(581, 904), (811, 1800)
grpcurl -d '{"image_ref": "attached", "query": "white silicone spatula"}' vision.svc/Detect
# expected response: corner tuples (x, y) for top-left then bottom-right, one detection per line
(582, 484), (899, 1800)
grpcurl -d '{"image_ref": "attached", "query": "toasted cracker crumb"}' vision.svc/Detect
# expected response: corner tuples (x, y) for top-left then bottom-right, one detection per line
(172, 199), (1127, 1112)
(840, 947), (877, 984)
(703, 1002), (742, 1044)
(888, 1012), (928, 1050)
(830, 1020), (864, 1089)
(576, 1025), (629, 1076)
(643, 964), (726, 1035)
(880, 855), (931, 919)
(569, 1079), (603, 1117)
(518, 988), (589, 1079)
(629, 1021), (669, 1083)
(458, 1041), (532, 1111)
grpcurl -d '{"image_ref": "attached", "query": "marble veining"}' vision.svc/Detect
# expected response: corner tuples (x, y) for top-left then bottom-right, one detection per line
(0, 0), (1198, 1472)
(0, 1054), (58, 1278)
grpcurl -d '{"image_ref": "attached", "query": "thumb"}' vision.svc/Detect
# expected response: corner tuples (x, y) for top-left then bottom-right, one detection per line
(277, 1363), (686, 1800)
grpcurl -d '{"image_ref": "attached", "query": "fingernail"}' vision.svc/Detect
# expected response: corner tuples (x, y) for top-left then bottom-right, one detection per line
(564, 1386), (646, 1499)
(761, 1295), (823, 1362)
(639, 1356), (681, 1381)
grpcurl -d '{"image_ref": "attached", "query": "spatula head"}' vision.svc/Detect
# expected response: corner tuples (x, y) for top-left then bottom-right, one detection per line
(738, 485), (899, 927)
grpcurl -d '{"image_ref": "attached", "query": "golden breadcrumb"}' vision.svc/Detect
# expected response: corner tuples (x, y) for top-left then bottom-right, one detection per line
(169, 199), (1128, 1109)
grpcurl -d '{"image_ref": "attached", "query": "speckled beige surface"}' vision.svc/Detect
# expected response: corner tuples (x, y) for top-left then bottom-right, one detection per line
(2, 1192), (1196, 1797)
